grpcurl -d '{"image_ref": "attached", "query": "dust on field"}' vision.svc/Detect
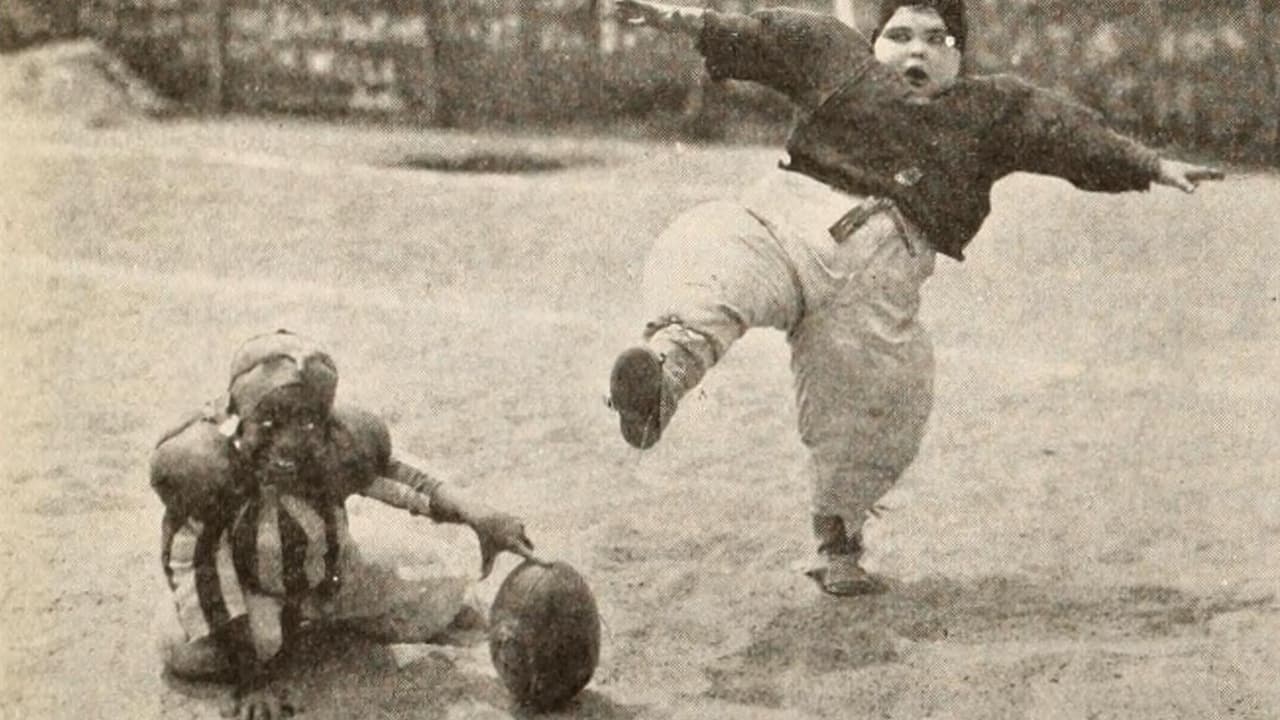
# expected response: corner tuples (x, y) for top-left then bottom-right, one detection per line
(2, 111), (1277, 719)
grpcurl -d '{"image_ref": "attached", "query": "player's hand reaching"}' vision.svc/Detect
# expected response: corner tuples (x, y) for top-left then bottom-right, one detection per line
(423, 483), (544, 578)
(472, 512), (540, 579)
(614, 0), (662, 25)
(1157, 158), (1225, 193)
(614, 0), (703, 34)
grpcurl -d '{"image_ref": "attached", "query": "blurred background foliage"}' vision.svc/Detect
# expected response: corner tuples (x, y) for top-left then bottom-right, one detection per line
(3, 0), (1277, 163)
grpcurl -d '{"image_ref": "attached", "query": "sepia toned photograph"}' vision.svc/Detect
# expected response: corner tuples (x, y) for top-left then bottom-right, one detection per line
(2, 0), (1277, 717)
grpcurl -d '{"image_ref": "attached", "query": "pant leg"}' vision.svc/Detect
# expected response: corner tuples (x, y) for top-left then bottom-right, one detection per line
(640, 200), (804, 390)
(156, 518), (268, 679)
(156, 589), (285, 679)
(155, 591), (232, 679)
(641, 170), (936, 536)
(789, 206), (937, 536)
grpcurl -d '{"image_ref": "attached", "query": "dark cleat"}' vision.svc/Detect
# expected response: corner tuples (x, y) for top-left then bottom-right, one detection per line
(609, 346), (675, 449)
(806, 553), (888, 597)
(805, 522), (887, 596)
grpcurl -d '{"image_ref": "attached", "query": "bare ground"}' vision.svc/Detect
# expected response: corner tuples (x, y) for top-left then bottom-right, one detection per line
(2, 111), (1278, 719)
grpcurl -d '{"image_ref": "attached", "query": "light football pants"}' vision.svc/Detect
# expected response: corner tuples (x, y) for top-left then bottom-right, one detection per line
(642, 169), (937, 532)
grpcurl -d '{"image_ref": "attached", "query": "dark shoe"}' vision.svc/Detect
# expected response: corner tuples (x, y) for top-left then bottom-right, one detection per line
(805, 518), (886, 596)
(812, 552), (886, 596)
(609, 346), (677, 449)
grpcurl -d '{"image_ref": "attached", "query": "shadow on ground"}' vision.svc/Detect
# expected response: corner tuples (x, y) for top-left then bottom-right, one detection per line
(161, 625), (645, 719)
(706, 576), (1274, 707)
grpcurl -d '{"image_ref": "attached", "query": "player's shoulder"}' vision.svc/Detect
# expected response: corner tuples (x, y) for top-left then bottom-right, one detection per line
(966, 72), (1105, 126)
(961, 72), (1038, 97)
(151, 402), (234, 473)
(150, 402), (237, 517)
(329, 404), (392, 471)
(950, 73), (1058, 123)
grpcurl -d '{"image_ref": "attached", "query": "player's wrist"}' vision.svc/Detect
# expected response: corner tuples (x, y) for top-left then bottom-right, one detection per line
(1155, 159), (1195, 192)
(425, 482), (469, 524)
(407, 487), (434, 517)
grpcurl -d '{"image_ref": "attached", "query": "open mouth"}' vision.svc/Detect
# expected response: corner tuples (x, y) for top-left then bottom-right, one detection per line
(903, 66), (930, 87)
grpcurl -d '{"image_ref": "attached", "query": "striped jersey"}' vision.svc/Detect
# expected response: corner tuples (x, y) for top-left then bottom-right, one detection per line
(152, 403), (436, 644)
(162, 485), (349, 642)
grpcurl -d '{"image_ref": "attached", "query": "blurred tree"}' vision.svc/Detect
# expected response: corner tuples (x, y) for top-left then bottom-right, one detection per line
(42, 0), (1271, 163)
(833, 0), (877, 32)
(423, 0), (458, 126)
(207, 0), (230, 113)
(1261, 0), (1280, 163)
(1, 0), (79, 49)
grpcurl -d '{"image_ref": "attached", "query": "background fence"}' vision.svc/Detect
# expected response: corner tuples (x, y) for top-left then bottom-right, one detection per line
(5, 0), (1278, 163)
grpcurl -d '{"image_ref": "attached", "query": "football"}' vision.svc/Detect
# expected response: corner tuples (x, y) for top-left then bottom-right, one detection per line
(488, 560), (602, 711)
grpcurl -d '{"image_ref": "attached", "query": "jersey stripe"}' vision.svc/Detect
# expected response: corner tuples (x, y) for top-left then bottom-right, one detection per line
(232, 501), (260, 592)
(228, 490), (342, 598)
(193, 519), (232, 632)
(279, 494), (328, 590)
(320, 502), (344, 595)
(166, 488), (351, 643)
(213, 533), (246, 620)
(279, 501), (311, 597)
(168, 520), (209, 639)
(254, 487), (286, 596)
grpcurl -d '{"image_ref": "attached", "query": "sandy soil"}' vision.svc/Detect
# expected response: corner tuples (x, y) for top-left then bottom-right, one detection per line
(2, 98), (1278, 719)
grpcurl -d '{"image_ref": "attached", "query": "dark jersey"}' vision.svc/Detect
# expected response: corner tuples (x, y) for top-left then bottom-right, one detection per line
(697, 8), (1160, 260)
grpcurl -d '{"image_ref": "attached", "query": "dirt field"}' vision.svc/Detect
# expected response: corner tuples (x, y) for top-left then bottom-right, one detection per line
(2, 104), (1278, 720)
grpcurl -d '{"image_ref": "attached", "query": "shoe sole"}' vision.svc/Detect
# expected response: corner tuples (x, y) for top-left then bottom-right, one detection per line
(804, 566), (888, 597)
(609, 346), (664, 449)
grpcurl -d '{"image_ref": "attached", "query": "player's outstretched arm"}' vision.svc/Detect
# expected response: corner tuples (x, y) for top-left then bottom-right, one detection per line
(361, 465), (540, 578)
(615, 1), (867, 109)
(997, 77), (1226, 194)
(1155, 158), (1225, 193)
(425, 482), (540, 579)
(339, 407), (541, 577)
(614, 0), (705, 36)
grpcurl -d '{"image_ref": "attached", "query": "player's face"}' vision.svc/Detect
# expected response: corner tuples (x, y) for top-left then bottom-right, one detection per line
(238, 388), (327, 487)
(873, 6), (962, 101)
